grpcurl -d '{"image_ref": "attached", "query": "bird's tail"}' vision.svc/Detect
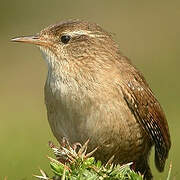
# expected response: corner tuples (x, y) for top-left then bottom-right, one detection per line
(154, 146), (167, 172)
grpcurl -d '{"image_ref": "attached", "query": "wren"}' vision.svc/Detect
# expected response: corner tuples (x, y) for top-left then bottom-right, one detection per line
(12, 19), (171, 179)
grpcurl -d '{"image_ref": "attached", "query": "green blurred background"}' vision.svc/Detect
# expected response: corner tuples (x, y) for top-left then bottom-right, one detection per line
(1, 0), (179, 179)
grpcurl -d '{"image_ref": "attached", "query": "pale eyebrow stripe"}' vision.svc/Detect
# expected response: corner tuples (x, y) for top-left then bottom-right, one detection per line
(63, 30), (95, 37)
(62, 30), (106, 38)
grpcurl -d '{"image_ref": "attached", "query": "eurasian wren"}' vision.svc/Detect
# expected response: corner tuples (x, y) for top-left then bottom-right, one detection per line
(12, 19), (171, 179)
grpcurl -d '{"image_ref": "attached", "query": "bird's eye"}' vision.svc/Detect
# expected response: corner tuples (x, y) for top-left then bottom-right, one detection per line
(60, 35), (71, 44)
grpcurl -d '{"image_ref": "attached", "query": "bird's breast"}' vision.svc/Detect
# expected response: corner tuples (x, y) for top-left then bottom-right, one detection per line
(44, 71), (84, 142)
(44, 73), (148, 163)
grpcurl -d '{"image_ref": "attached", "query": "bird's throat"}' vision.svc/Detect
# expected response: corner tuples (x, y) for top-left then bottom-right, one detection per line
(39, 46), (79, 98)
(39, 46), (59, 70)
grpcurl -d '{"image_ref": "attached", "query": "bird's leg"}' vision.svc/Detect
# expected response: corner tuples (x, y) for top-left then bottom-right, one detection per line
(71, 142), (82, 151)
(60, 137), (81, 150)
(49, 138), (97, 164)
(61, 137), (70, 148)
(130, 161), (136, 171)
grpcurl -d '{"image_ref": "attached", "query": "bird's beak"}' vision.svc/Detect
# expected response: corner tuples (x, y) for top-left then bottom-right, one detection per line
(11, 35), (50, 47)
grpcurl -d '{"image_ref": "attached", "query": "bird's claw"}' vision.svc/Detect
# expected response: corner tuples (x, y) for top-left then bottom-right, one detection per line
(49, 138), (98, 164)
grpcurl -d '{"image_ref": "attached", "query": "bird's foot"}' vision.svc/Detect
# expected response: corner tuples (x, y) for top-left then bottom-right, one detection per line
(49, 138), (98, 164)
(61, 137), (82, 151)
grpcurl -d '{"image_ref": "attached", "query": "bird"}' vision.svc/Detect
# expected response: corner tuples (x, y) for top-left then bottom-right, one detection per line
(12, 19), (171, 179)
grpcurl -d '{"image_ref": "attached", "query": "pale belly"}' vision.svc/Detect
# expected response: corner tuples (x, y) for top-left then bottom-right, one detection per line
(45, 95), (150, 164)
(44, 74), (151, 164)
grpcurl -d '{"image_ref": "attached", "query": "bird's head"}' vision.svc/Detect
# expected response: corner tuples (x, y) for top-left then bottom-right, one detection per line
(11, 19), (121, 72)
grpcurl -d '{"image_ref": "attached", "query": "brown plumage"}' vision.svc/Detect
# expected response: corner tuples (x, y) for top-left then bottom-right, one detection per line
(12, 19), (171, 179)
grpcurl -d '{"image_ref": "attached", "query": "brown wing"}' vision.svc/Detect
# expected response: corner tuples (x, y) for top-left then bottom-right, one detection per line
(120, 66), (171, 172)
